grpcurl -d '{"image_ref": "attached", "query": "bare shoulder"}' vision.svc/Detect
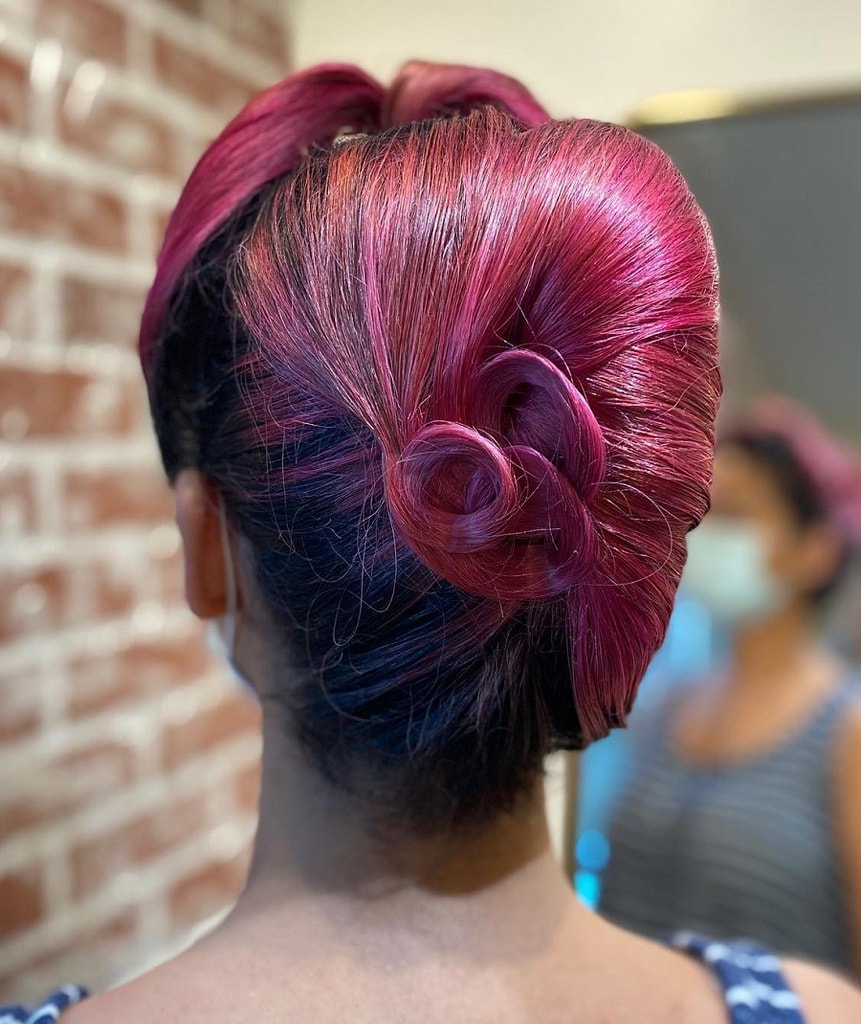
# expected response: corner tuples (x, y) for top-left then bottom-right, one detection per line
(782, 959), (861, 1023)
(55, 980), (159, 1024)
(57, 1003), (101, 1023)
(57, 955), (198, 1024)
(56, 993), (118, 1024)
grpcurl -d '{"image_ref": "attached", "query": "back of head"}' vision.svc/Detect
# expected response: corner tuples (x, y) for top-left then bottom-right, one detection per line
(141, 60), (720, 831)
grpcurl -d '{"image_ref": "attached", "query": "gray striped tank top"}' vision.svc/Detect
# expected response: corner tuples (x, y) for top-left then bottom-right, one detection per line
(600, 682), (858, 972)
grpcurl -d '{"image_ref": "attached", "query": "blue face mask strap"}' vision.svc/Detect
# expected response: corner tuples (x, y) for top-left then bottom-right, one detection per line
(210, 501), (258, 699)
(218, 498), (238, 662)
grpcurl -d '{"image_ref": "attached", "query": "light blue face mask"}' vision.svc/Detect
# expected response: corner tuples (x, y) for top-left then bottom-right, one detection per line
(681, 517), (785, 629)
(207, 502), (257, 698)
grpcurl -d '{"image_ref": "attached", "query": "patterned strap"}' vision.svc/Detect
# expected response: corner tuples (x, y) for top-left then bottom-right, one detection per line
(0, 985), (88, 1024)
(672, 932), (805, 1023)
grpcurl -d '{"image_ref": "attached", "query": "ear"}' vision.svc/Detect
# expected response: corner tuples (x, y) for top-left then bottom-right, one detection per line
(798, 523), (844, 595)
(175, 468), (228, 620)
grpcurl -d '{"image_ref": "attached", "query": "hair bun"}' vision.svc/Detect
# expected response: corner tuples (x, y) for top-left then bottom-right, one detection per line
(473, 349), (606, 500)
(384, 350), (605, 600)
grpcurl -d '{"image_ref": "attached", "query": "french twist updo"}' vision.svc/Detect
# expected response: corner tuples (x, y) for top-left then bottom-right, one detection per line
(141, 60), (721, 830)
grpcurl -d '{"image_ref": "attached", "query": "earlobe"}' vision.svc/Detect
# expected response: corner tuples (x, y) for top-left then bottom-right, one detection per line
(175, 469), (228, 620)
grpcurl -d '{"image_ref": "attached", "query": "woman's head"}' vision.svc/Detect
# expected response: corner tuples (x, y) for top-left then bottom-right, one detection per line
(683, 397), (861, 627)
(141, 61), (720, 830)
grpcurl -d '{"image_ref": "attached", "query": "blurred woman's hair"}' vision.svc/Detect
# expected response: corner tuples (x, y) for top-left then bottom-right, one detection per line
(139, 61), (720, 830)
(723, 397), (861, 602)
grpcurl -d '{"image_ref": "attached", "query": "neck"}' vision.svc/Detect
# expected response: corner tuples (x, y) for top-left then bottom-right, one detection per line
(729, 600), (829, 691)
(216, 612), (580, 961)
(233, 703), (568, 927)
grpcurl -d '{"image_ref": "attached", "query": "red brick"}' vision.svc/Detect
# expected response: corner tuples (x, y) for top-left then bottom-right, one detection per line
(58, 79), (179, 179)
(38, 0), (127, 67)
(0, 50), (29, 132)
(0, 163), (126, 251)
(66, 633), (213, 718)
(168, 855), (247, 928)
(0, 908), (136, 1000)
(70, 792), (210, 899)
(53, 739), (138, 813)
(0, 563), (66, 643)
(0, 865), (44, 939)
(61, 463), (171, 529)
(162, 692), (261, 771)
(0, 0), (293, 995)
(0, 795), (49, 842)
(153, 33), (254, 117)
(61, 274), (146, 348)
(96, 562), (143, 622)
(0, 466), (38, 535)
(0, 260), (33, 337)
(233, 759), (261, 813)
(0, 663), (40, 743)
(224, 0), (290, 65)
(151, 206), (174, 262)
(0, 737), (134, 839)
(0, 4), (32, 34)
(0, 366), (145, 439)
(0, 740), (134, 845)
(0, 557), (139, 643)
(161, 0), (204, 14)
(153, 549), (185, 606)
(0, 771), (78, 841)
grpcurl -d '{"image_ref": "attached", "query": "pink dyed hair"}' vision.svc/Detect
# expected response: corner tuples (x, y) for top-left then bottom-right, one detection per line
(139, 62), (547, 377)
(141, 60), (720, 816)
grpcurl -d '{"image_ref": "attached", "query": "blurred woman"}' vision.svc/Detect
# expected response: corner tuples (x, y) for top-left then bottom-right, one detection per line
(601, 398), (861, 977)
(6, 62), (859, 1022)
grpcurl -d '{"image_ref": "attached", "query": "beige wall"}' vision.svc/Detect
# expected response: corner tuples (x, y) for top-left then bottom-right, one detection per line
(293, 0), (861, 122)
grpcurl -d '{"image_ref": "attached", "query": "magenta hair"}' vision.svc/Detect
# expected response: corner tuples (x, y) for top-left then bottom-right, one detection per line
(140, 61), (720, 826)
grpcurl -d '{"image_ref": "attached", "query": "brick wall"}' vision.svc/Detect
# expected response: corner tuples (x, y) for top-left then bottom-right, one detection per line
(0, 0), (291, 1000)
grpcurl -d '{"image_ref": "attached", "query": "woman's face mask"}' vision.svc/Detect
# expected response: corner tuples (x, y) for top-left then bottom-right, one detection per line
(681, 517), (785, 629)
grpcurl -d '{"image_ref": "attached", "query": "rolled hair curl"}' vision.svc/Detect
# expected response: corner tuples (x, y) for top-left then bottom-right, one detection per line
(385, 348), (605, 600)
(141, 60), (720, 829)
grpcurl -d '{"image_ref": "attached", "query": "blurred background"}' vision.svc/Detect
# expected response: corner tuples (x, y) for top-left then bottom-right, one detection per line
(1, 0), (860, 1001)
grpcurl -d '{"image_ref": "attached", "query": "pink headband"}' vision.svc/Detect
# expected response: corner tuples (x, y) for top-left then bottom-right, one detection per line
(729, 395), (861, 544)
